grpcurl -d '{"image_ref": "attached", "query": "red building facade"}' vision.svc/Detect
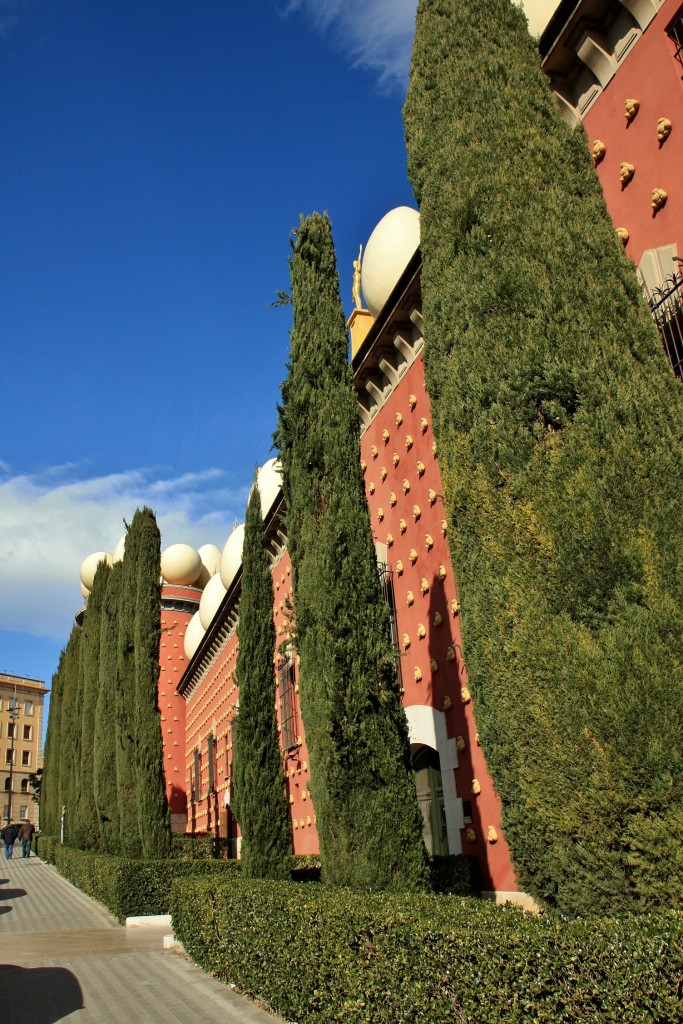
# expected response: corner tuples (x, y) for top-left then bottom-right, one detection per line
(158, 584), (201, 832)
(170, 0), (682, 901)
(542, 0), (682, 373)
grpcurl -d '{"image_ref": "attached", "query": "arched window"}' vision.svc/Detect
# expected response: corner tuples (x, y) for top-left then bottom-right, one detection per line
(3, 778), (10, 792)
(411, 745), (448, 856)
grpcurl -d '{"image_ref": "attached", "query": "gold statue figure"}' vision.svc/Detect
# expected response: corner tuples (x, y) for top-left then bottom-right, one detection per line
(352, 245), (363, 309)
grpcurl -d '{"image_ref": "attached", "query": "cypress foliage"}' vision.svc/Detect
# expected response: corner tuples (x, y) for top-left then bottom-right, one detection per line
(276, 213), (427, 890)
(40, 640), (70, 837)
(78, 561), (110, 850)
(131, 507), (170, 858)
(233, 476), (292, 879)
(54, 627), (83, 846)
(404, 0), (683, 912)
(115, 518), (143, 858)
(94, 560), (123, 853)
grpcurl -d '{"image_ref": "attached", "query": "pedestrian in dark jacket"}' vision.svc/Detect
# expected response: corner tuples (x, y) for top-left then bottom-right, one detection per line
(1, 823), (20, 859)
(18, 820), (35, 858)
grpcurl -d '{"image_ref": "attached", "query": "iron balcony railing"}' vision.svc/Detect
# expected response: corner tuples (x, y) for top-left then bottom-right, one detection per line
(643, 267), (683, 381)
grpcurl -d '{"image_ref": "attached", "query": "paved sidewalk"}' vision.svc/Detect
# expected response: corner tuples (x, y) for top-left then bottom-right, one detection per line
(0, 856), (285, 1024)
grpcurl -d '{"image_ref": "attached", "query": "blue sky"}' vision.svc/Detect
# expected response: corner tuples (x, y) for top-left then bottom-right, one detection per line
(0, 0), (420, 720)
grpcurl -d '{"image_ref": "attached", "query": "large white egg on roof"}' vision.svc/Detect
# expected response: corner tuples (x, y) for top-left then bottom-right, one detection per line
(184, 611), (206, 660)
(161, 543), (202, 586)
(112, 534), (126, 564)
(361, 207), (420, 319)
(198, 543), (222, 578)
(199, 573), (227, 630)
(257, 458), (283, 519)
(80, 551), (113, 591)
(220, 523), (245, 590)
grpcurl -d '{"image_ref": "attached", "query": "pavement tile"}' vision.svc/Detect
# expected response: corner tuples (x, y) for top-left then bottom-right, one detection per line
(0, 857), (286, 1024)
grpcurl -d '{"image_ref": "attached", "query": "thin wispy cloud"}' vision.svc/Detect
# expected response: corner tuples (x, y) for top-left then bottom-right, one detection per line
(284, 0), (418, 91)
(0, 464), (250, 639)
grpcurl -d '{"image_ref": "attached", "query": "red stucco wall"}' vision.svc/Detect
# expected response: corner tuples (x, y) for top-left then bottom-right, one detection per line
(360, 355), (518, 894)
(583, 0), (683, 266)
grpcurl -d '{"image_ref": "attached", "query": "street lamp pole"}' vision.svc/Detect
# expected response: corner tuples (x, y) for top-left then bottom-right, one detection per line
(6, 695), (19, 824)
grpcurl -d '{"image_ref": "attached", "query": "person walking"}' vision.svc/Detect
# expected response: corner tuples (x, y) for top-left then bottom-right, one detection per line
(18, 819), (35, 858)
(1, 822), (20, 859)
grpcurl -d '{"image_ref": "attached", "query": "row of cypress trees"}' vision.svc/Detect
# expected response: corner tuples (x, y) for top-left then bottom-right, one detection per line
(41, 508), (170, 858)
(403, 0), (683, 913)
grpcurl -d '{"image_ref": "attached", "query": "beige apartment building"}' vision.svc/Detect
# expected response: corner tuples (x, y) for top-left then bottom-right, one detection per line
(1, 672), (48, 827)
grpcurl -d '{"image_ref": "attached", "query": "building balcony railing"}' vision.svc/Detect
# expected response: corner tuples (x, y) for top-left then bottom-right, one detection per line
(644, 266), (683, 381)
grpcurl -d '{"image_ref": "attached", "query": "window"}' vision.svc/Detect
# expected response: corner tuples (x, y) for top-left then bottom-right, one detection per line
(378, 561), (403, 692)
(21, 751), (31, 767)
(2, 805), (8, 819)
(19, 806), (27, 820)
(23, 725), (32, 742)
(192, 747), (200, 802)
(7, 723), (15, 740)
(3, 778), (10, 791)
(5, 750), (15, 765)
(24, 701), (33, 716)
(668, 8), (683, 72)
(207, 733), (215, 794)
(278, 659), (300, 752)
(20, 779), (28, 793)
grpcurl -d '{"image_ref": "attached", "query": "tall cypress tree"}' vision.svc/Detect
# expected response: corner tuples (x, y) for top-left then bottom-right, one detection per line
(115, 517), (143, 857)
(404, 0), (683, 912)
(78, 560), (110, 850)
(132, 507), (170, 858)
(233, 475), (292, 878)
(54, 626), (83, 846)
(41, 638), (71, 837)
(276, 213), (427, 890)
(94, 560), (123, 853)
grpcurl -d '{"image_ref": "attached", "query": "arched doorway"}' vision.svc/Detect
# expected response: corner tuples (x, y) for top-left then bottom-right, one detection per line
(412, 745), (449, 856)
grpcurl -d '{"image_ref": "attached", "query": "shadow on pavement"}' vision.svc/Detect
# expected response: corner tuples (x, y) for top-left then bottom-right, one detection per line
(0, 888), (27, 900)
(1, 965), (84, 1022)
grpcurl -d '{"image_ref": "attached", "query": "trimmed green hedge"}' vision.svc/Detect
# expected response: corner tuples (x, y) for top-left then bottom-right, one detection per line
(41, 844), (241, 922)
(35, 833), (60, 863)
(171, 876), (683, 1024)
(170, 832), (230, 860)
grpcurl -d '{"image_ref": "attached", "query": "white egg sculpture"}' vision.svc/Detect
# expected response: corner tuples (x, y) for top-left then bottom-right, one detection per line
(361, 206), (420, 319)
(193, 565), (210, 589)
(199, 573), (227, 630)
(80, 551), (113, 591)
(220, 523), (245, 590)
(161, 543), (202, 586)
(112, 534), (126, 564)
(198, 543), (222, 578)
(80, 581), (90, 599)
(184, 611), (206, 660)
(257, 458), (283, 519)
